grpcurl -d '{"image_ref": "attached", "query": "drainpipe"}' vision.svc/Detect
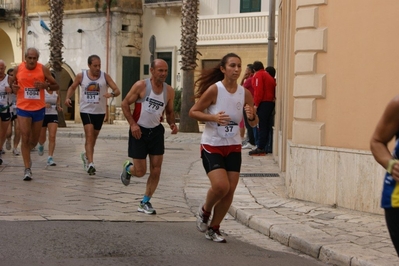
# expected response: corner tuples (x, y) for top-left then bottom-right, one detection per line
(106, 2), (110, 73)
(267, 0), (276, 67)
(106, 2), (111, 123)
(21, 0), (26, 58)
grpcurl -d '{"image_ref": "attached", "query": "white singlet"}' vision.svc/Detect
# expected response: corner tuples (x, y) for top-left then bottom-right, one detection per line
(79, 70), (108, 114)
(201, 81), (245, 146)
(0, 74), (10, 113)
(44, 90), (58, 115)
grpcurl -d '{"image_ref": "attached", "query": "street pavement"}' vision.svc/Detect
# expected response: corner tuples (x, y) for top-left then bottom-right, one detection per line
(0, 121), (398, 266)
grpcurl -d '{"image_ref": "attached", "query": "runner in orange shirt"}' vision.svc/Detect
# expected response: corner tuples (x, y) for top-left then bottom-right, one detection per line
(11, 47), (59, 181)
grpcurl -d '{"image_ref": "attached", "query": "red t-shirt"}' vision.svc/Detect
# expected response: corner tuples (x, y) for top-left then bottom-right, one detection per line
(252, 69), (276, 106)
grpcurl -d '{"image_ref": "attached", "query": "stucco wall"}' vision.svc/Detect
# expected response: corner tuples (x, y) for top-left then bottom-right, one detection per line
(278, 0), (398, 214)
(141, 7), (182, 89)
(292, 0), (399, 151)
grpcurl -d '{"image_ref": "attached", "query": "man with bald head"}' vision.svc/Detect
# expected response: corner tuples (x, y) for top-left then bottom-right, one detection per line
(0, 60), (12, 165)
(120, 59), (178, 214)
(11, 48), (59, 180)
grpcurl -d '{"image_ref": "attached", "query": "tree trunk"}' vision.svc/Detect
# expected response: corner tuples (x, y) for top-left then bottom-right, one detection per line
(179, 69), (199, 133)
(54, 71), (66, 127)
(179, 0), (200, 133)
(49, 0), (66, 127)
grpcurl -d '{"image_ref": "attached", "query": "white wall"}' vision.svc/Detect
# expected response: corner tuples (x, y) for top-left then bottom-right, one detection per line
(199, 0), (218, 15)
(141, 8), (182, 88)
(26, 14), (108, 76)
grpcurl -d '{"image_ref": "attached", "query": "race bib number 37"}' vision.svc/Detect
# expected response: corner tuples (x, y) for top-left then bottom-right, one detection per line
(24, 88), (40, 99)
(217, 121), (239, 138)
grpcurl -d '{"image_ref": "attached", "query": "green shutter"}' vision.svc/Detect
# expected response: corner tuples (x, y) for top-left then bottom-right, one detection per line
(122, 57), (140, 100)
(240, 0), (261, 13)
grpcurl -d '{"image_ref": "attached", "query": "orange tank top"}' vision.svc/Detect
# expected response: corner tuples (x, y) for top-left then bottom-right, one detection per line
(16, 62), (45, 111)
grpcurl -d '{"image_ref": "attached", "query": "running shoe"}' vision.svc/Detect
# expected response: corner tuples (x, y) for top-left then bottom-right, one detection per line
(120, 160), (133, 186)
(24, 168), (32, 181)
(138, 201), (156, 214)
(13, 148), (20, 155)
(197, 205), (210, 232)
(242, 143), (255, 149)
(47, 157), (56, 166)
(81, 152), (88, 170)
(205, 227), (226, 243)
(87, 162), (96, 175)
(38, 144), (44, 156)
(5, 139), (11, 150)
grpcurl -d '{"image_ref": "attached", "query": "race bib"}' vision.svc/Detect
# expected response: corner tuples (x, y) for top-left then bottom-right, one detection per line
(143, 96), (164, 115)
(217, 121), (239, 138)
(85, 91), (100, 103)
(24, 87), (40, 99)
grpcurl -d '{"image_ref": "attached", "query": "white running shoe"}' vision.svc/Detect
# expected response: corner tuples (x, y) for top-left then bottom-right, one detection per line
(13, 148), (20, 155)
(87, 162), (96, 175)
(47, 157), (56, 166)
(38, 144), (44, 156)
(196, 205), (210, 232)
(205, 227), (226, 243)
(5, 139), (11, 150)
(81, 152), (88, 170)
(138, 201), (156, 214)
(242, 143), (255, 149)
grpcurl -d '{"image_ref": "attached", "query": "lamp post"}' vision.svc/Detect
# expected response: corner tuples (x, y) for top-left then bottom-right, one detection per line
(267, 0), (276, 67)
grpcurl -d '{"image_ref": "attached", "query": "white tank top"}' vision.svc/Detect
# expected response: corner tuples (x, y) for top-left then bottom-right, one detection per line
(79, 70), (108, 114)
(44, 90), (58, 115)
(201, 81), (245, 146)
(0, 74), (10, 111)
(136, 79), (168, 128)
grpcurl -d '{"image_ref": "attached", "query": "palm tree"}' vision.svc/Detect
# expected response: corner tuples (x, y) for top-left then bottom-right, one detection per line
(49, 0), (66, 127)
(179, 0), (199, 133)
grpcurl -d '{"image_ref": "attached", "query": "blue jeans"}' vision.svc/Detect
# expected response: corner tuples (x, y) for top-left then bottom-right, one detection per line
(257, 101), (275, 150)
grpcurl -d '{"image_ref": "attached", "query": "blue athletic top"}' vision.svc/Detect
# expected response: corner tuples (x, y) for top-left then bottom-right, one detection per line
(381, 137), (399, 208)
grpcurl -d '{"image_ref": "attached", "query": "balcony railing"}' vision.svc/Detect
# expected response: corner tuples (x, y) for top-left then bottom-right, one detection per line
(144, 0), (182, 6)
(198, 12), (276, 46)
(0, 0), (20, 12)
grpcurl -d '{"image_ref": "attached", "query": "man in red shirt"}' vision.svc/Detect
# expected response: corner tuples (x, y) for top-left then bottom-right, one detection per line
(241, 64), (256, 149)
(249, 61), (276, 156)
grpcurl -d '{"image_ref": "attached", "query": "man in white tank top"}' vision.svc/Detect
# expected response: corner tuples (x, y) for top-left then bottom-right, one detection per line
(65, 55), (120, 175)
(120, 59), (178, 215)
(0, 60), (12, 165)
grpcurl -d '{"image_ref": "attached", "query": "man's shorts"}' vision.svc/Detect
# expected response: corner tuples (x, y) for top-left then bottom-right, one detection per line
(17, 108), (45, 123)
(42, 114), (58, 127)
(201, 144), (242, 173)
(128, 124), (165, 159)
(80, 113), (105, 131)
(0, 109), (11, 122)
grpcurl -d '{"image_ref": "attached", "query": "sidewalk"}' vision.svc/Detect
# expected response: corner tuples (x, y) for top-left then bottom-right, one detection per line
(0, 121), (398, 266)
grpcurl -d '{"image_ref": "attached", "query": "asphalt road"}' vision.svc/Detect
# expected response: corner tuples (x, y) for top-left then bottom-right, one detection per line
(0, 221), (327, 266)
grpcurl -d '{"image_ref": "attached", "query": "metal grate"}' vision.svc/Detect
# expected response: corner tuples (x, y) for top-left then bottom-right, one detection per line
(240, 173), (280, 177)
